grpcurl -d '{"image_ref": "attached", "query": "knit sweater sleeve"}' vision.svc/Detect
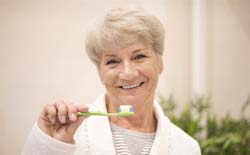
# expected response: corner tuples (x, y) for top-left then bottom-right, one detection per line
(22, 122), (77, 155)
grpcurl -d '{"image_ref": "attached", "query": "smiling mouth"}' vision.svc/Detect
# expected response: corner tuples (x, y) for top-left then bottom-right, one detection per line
(119, 82), (144, 90)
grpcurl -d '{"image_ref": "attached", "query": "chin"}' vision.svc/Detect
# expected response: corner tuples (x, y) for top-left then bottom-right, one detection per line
(119, 93), (148, 105)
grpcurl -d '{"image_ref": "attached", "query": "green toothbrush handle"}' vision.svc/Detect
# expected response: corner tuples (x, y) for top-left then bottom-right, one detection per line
(77, 111), (134, 117)
(77, 111), (110, 116)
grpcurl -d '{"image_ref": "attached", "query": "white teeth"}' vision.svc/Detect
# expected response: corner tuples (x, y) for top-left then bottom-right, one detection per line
(122, 83), (141, 89)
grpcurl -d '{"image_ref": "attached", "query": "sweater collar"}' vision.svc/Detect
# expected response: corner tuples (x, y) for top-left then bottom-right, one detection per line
(87, 94), (172, 155)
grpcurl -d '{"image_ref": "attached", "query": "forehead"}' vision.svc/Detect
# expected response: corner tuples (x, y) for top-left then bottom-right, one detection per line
(103, 43), (148, 55)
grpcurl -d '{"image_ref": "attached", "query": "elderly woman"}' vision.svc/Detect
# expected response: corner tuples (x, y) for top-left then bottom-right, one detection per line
(23, 7), (201, 155)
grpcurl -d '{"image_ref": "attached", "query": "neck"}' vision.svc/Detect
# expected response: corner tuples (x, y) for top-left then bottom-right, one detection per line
(106, 96), (157, 133)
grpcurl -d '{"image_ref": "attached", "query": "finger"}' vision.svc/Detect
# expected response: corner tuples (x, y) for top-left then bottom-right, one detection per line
(42, 103), (57, 123)
(66, 102), (78, 122)
(63, 104), (89, 137)
(77, 104), (89, 112)
(47, 104), (57, 123)
(67, 113), (86, 137)
(68, 104), (89, 128)
(71, 116), (85, 129)
(55, 100), (67, 123)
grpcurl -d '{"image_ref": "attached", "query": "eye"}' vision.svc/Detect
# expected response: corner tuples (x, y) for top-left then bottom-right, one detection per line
(105, 59), (119, 65)
(133, 54), (146, 60)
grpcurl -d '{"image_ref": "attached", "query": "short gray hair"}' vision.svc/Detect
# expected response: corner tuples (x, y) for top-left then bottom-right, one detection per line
(85, 7), (165, 66)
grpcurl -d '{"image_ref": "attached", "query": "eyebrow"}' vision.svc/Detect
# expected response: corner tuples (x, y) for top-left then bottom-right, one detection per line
(103, 48), (147, 58)
(133, 48), (147, 54)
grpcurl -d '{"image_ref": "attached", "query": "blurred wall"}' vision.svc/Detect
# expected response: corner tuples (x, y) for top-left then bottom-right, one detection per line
(206, 0), (250, 117)
(0, 0), (249, 154)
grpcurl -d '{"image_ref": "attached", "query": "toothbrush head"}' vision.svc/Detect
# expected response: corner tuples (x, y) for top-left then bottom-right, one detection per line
(118, 105), (134, 116)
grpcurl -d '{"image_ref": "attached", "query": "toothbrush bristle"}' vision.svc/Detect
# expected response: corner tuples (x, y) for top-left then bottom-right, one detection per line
(118, 105), (134, 113)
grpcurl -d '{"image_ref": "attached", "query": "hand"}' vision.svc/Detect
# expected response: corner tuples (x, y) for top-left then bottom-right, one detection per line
(38, 100), (88, 144)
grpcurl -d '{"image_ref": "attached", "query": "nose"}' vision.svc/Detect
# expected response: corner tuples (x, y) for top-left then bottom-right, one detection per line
(119, 61), (139, 81)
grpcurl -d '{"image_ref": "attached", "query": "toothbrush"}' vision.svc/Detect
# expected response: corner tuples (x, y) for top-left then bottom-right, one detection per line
(77, 105), (134, 117)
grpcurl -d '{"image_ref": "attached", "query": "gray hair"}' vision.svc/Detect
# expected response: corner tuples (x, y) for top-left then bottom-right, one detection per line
(85, 7), (165, 66)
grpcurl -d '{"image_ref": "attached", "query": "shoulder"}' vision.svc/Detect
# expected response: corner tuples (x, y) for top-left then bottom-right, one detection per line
(153, 100), (201, 155)
(153, 101), (201, 154)
(169, 122), (201, 155)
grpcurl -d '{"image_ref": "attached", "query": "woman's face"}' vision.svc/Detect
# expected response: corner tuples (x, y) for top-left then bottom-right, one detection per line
(98, 43), (163, 107)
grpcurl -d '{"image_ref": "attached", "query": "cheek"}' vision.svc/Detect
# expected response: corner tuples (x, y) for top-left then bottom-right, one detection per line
(141, 62), (160, 76)
(146, 66), (161, 84)
(100, 69), (117, 86)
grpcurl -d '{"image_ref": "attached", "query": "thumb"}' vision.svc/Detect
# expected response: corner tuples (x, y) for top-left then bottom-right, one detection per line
(67, 105), (89, 134)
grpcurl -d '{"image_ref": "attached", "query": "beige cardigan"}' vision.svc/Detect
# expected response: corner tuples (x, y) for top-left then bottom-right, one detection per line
(23, 94), (201, 155)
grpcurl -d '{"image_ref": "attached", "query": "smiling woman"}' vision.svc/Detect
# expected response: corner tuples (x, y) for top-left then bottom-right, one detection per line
(99, 43), (163, 118)
(23, 6), (201, 155)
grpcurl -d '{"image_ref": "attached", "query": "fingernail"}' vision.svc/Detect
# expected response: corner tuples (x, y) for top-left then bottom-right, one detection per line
(70, 113), (77, 121)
